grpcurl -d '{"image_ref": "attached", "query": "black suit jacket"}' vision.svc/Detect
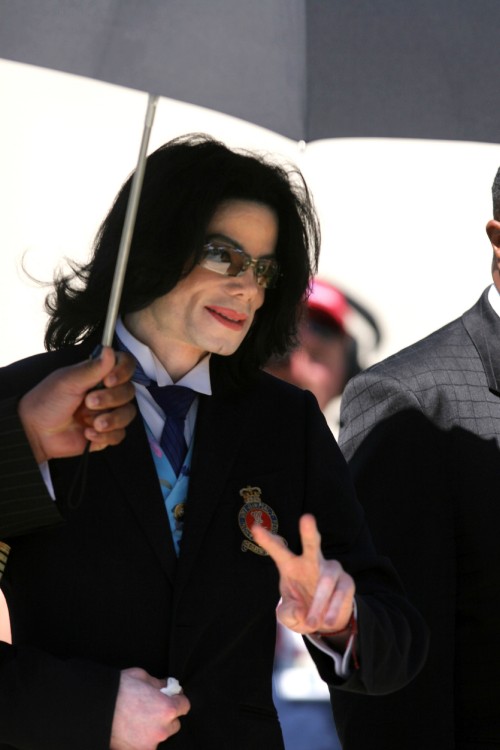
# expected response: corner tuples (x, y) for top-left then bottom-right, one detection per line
(335, 288), (500, 750)
(0, 342), (427, 750)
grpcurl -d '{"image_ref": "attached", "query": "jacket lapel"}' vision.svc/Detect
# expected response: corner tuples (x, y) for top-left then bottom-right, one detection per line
(103, 409), (178, 585)
(462, 287), (500, 394)
(173, 388), (246, 600)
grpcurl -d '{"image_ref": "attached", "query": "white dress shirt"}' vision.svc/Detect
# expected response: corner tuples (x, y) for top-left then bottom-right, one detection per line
(488, 282), (500, 317)
(115, 318), (211, 444)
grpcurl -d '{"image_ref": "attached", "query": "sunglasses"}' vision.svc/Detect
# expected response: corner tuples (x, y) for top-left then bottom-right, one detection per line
(199, 240), (280, 289)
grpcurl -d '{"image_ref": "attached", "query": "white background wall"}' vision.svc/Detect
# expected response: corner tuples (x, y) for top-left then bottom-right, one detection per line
(1, 59), (499, 367)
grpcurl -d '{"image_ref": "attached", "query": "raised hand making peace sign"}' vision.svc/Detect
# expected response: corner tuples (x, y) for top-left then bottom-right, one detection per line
(252, 513), (355, 645)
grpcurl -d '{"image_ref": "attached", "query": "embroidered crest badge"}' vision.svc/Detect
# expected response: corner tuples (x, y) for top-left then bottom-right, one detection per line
(238, 486), (286, 555)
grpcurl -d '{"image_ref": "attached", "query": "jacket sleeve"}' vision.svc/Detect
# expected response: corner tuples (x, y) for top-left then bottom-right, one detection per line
(0, 395), (121, 749)
(299, 389), (429, 699)
(330, 371), (456, 750)
(0, 641), (120, 749)
(0, 395), (62, 539)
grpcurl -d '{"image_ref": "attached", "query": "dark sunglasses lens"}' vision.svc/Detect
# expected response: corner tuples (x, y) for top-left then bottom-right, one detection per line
(225, 247), (247, 276)
(201, 244), (279, 288)
(256, 260), (279, 288)
(201, 244), (237, 275)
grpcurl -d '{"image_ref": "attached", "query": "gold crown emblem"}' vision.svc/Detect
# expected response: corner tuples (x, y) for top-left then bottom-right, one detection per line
(239, 486), (262, 503)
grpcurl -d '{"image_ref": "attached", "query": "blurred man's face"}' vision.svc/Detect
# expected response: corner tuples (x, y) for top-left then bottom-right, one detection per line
(288, 319), (350, 409)
(266, 312), (352, 410)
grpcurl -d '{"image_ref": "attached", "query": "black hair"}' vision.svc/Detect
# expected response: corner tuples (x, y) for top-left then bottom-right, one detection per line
(45, 134), (320, 384)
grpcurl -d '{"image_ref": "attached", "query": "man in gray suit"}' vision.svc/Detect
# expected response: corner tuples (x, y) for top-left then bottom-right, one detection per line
(332, 170), (500, 749)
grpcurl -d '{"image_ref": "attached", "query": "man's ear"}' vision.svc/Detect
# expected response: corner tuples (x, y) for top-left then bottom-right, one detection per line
(486, 219), (500, 252)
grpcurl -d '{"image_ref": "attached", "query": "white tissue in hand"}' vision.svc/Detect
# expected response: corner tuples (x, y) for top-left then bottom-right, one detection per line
(160, 677), (182, 696)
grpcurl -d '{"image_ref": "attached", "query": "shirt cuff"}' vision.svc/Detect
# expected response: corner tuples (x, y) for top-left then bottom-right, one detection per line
(305, 599), (358, 679)
(39, 461), (56, 500)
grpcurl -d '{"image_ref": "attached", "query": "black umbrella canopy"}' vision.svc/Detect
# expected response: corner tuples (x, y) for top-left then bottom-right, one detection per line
(1, 0), (500, 144)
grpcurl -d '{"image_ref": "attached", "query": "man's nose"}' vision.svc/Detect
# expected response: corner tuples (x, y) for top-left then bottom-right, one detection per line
(232, 266), (262, 296)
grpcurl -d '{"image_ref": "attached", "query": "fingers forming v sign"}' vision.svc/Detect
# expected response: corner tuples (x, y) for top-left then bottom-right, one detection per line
(252, 514), (355, 635)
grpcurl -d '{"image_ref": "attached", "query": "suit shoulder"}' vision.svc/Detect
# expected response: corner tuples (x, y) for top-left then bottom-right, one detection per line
(359, 314), (470, 381)
(340, 303), (485, 429)
(0, 344), (89, 396)
(256, 368), (298, 391)
(235, 370), (323, 419)
(255, 369), (315, 402)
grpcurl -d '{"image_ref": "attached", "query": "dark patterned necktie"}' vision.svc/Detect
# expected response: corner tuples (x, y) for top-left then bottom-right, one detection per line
(146, 382), (196, 476)
(116, 338), (196, 476)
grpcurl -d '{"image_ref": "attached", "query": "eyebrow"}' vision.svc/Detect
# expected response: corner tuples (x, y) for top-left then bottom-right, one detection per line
(205, 233), (276, 259)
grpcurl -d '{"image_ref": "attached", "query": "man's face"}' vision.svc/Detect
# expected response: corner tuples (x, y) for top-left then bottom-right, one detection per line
(265, 314), (350, 410)
(125, 199), (278, 379)
(291, 321), (350, 408)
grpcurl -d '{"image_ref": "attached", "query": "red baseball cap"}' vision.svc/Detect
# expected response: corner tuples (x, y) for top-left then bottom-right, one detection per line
(306, 278), (348, 332)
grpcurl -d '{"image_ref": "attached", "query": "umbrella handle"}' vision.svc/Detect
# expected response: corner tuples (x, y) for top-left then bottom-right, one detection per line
(101, 93), (159, 347)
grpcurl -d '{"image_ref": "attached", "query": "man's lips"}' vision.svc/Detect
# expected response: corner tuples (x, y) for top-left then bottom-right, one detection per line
(206, 306), (248, 330)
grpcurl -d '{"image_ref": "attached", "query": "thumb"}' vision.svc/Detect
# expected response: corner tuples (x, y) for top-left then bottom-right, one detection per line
(64, 347), (116, 395)
(276, 596), (308, 631)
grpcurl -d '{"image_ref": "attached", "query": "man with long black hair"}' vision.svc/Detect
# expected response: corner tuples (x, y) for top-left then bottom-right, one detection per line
(0, 135), (427, 750)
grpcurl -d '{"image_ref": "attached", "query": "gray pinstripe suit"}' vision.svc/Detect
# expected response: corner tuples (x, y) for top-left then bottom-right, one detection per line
(332, 287), (500, 749)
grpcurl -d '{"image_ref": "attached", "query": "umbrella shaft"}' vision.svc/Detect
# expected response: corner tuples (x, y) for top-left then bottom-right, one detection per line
(101, 94), (159, 347)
